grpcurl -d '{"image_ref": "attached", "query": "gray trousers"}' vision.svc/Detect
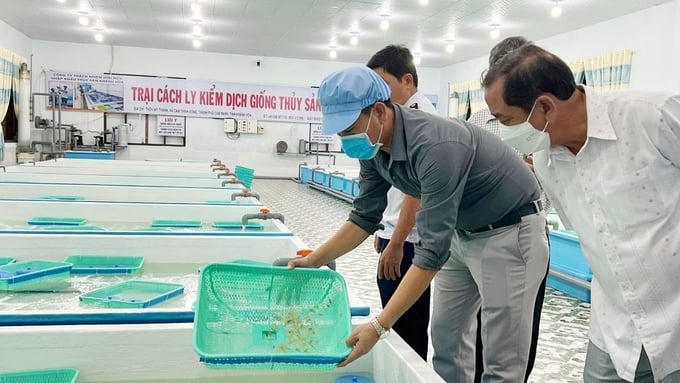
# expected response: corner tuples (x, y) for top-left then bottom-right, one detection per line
(432, 211), (549, 383)
(584, 341), (680, 383)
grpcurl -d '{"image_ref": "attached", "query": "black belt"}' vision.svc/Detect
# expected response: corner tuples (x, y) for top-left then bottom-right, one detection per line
(465, 200), (543, 234)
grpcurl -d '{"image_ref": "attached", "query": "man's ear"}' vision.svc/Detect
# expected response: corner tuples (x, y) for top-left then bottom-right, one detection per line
(401, 73), (415, 87)
(536, 95), (557, 118)
(373, 102), (387, 124)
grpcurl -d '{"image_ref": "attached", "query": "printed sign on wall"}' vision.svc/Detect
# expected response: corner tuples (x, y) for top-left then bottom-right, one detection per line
(46, 71), (323, 124)
(156, 115), (186, 137)
(310, 124), (335, 144)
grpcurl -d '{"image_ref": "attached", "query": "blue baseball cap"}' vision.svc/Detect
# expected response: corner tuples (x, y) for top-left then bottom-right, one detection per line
(318, 66), (391, 135)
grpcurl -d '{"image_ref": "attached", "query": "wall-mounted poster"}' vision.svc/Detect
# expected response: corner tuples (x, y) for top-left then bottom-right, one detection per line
(156, 115), (186, 137)
(310, 124), (335, 144)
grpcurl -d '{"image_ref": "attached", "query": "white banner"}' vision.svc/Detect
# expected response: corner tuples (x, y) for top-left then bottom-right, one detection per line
(46, 71), (323, 124)
(156, 115), (186, 137)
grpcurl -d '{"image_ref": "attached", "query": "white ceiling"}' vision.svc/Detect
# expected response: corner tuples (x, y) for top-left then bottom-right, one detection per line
(0, 0), (672, 68)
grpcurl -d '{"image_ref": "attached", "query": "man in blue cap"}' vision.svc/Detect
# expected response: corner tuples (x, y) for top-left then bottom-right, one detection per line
(288, 66), (549, 382)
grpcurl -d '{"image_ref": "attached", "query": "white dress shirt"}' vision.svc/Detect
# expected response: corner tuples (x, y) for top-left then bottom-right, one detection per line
(376, 91), (437, 242)
(533, 86), (680, 381)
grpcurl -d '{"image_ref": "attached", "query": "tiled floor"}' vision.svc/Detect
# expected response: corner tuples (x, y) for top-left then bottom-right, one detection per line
(254, 179), (590, 383)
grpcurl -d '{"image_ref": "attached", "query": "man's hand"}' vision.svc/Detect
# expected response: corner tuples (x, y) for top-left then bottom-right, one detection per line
(337, 322), (379, 367)
(523, 154), (535, 172)
(377, 241), (403, 280)
(373, 235), (381, 253)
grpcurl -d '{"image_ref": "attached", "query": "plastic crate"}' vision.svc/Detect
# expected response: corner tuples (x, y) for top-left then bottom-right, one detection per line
(352, 179), (361, 197)
(0, 260), (72, 292)
(79, 280), (184, 308)
(212, 221), (264, 231)
(299, 166), (313, 184)
(0, 257), (16, 266)
(193, 261), (352, 370)
(0, 367), (79, 383)
(329, 173), (345, 193)
(340, 177), (354, 195)
(151, 219), (202, 228)
(27, 217), (87, 226)
(64, 255), (144, 275)
(312, 168), (331, 186)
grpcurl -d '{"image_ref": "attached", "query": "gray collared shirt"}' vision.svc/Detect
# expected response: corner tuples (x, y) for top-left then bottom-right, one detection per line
(349, 104), (540, 270)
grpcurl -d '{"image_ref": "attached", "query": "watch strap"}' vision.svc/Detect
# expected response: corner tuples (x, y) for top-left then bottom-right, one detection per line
(370, 316), (389, 340)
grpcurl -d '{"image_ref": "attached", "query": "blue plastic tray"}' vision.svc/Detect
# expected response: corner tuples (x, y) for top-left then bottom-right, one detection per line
(64, 255), (144, 275)
(79, 280), (184, 308)
(0, 260), (72, 292)
(212, 221), (264, 231)
(35, 195), (85, 201)
(27, 217), (87, 226)
(151, 219), (202, 228)
(0, 257), (16, 266)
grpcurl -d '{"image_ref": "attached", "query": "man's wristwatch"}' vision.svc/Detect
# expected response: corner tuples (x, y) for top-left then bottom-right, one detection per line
(370, 316), (390, 340)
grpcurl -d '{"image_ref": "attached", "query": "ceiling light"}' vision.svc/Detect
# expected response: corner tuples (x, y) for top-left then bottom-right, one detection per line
(350, 35), (358, 45)
(192, 24), (202, 36)
(94, 33), (103, 42)
(379, 15), (389, 31)
(551, 1), (563, 17)
(490, 24), (500, 39)
(56, 0), (66, 3)
(413, 55), (421, 65)
(329, 50), (337, 59)
(419, 0), (429, 5)
(445, 42), (455, 53)
(192, 39), (201, 48)
(78, 16), (89, 26)
(191, 2), (201, 13)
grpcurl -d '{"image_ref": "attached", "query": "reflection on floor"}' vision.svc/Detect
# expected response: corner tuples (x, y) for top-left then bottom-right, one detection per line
(255, 179), (589, 383)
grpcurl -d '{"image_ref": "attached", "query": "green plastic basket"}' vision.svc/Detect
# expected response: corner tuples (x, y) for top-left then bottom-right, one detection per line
(193, 261), (352, 370)
(0, 257), (16, 266)
(151, 219), (202, 228)
(79, 280), (185, 308)
(27, 217), (87, 226)
(64, 255), (144, 275)
(234, 165), (255, 189)
(212, 221), (264, 231)
(0, 367), (79, 383)
(0, 260), (72, 292)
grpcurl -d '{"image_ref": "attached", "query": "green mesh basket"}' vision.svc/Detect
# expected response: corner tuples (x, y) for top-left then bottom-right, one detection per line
(234, 165), (255, 189)
(193, 261), (352, 370)
(0, 368), (79, 383)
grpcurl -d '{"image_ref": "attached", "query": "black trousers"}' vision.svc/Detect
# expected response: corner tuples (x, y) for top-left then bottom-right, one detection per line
(376, 238), (431, 361)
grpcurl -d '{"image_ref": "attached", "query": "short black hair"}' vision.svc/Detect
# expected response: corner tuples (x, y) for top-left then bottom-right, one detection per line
(367, 44), (419, 88)
(482, 44), (577, 112)
(489, 36), (531, 66)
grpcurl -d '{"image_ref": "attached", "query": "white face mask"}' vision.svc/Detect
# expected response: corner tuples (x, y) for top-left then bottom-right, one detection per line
(499, 102), (551, 155)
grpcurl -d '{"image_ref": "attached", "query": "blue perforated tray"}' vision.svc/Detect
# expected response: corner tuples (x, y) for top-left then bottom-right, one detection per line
(79, 280), (184, 308)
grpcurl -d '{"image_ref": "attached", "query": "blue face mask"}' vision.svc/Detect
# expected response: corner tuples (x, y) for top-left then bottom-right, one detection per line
(340, 108), (383, 160)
